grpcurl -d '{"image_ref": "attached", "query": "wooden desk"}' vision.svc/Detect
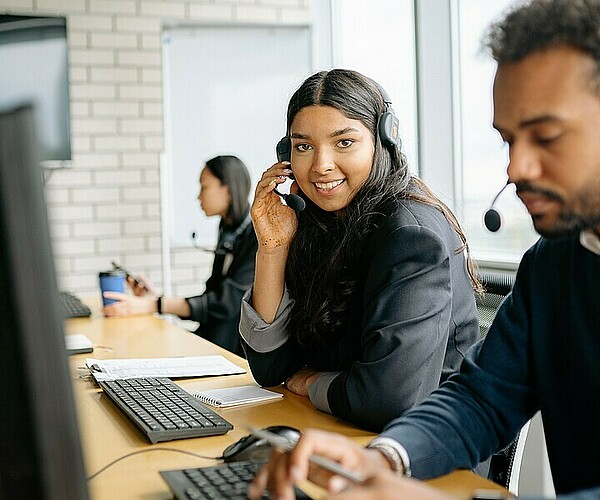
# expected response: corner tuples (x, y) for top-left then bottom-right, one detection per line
(66, 313), (506, 499)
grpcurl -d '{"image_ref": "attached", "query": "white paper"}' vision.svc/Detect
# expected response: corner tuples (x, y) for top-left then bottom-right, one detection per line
(86, 355), (245, 382)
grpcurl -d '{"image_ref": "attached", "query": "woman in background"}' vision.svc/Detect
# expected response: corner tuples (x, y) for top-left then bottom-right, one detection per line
(239, 69), (481, 431)
(104, 155), (257, 357)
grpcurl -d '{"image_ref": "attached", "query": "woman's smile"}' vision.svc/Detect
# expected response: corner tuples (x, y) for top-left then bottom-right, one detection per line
(290, 105), (374, 212)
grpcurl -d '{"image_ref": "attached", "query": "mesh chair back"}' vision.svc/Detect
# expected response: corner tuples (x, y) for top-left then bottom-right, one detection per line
(476, 271), (529, 495)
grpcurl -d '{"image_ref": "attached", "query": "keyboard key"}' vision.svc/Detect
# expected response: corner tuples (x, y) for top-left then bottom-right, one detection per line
(59, 291), (91, 318)
(161, 461), (312, 500)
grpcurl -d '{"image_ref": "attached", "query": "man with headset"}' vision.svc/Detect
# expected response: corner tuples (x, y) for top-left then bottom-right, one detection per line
(248, 0), (600, 498)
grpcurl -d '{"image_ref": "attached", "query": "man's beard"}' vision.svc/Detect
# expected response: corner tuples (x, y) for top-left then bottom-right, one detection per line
(517, 180), (600, 238)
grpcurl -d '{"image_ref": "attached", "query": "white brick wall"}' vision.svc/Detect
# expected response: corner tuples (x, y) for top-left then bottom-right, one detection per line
(0, 0), (310, 300)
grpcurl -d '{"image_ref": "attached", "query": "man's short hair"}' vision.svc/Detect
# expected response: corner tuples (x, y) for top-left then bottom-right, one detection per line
(485, 0), (600, 87)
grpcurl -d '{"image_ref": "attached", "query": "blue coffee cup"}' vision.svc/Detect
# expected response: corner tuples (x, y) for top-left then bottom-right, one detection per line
(99, 270), (125, 306)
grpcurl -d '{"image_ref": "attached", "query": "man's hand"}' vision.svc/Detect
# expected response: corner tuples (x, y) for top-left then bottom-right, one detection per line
(248, 429), (393, 499)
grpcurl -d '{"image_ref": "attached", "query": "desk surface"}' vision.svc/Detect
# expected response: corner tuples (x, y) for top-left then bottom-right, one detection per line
(66, 312), (506, 499)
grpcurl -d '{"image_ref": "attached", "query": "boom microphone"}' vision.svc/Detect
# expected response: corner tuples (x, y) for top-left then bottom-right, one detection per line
(273, 188), (306, 212)
(190, 232), (216, 252)
(484, 182), (510, 232)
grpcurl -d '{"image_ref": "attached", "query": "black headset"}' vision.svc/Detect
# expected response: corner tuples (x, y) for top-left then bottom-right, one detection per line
(374, 81), (400, 149)
(277, 79), (400, 156)
(190, 213), (252, 254)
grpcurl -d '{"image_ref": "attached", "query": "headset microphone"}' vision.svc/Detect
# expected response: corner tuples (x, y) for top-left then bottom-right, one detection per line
(273, 188), (306, 212)
(190, 231), (215, 252)
(484, 182), (510, 232)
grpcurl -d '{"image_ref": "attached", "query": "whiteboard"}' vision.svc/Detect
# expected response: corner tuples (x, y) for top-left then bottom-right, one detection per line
(163, 26), (313, 248)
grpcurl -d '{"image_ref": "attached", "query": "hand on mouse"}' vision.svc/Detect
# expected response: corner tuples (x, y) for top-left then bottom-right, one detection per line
(248, 429), (395, 500)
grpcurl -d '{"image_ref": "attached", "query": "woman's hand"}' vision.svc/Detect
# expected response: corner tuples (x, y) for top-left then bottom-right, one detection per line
(126, 274), (155, 297)
(251, 162), (299, 252)
(102, 292), (157, 317)
(285, 367), (322, 397)
(248, 429), (393, 500)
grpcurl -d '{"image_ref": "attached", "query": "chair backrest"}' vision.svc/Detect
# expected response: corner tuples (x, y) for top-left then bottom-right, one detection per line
(476, 291), (507, 338)
(476, 271), (530, 495)
(476, 271), (515, 338)
(488, 419), (531, 495)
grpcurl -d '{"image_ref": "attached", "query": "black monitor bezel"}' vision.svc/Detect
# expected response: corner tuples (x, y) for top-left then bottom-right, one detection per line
(0, 104), (88, 499)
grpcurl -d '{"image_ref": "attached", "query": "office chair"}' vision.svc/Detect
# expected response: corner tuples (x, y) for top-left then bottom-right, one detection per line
(488, 420), (532, 495)
(476, 271), (515, 338)
(476, 271), (530, 496)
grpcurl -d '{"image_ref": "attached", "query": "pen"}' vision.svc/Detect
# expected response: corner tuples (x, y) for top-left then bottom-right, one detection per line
(248, 427), (364, 484)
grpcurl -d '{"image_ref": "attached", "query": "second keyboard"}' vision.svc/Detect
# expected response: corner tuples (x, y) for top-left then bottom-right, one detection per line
(99, 377), (233, 443)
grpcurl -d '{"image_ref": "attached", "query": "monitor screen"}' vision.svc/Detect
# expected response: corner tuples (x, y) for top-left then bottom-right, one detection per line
(0, 104), (88, 498)
(0, 15), (71, 167)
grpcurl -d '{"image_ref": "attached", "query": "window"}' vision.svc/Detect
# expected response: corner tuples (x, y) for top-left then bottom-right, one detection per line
(326, 0), (537, 266)
(331, 0), (418, 169)
(455, 0), (538, 264)
(415, 0), (538, 267)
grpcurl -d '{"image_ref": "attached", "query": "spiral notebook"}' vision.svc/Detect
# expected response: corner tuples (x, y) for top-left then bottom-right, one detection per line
(187, 384), (283, 408)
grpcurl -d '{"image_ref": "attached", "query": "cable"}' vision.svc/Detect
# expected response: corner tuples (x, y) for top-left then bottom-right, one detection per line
(87, 447), (223, 481)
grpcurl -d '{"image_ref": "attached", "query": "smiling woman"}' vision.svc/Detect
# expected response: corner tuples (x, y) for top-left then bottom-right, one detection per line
(289, 105), (375, 213)
(239, 69), (483, 433)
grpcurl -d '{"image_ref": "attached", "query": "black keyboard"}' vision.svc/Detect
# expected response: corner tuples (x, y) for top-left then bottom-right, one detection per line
(160, 461), (312, 500)
(98, 377), (233, 443)
(59, 291), (92, 318)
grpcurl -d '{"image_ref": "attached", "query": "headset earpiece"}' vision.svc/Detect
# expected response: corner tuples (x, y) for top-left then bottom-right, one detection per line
(274, 136), (305, 211)
(378, 110), (399, 148)
(375, 82), (400, 149)
(276, 136), (292, 163)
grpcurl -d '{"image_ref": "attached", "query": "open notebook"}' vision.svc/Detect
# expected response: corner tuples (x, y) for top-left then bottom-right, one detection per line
(184, 384), (283, 408)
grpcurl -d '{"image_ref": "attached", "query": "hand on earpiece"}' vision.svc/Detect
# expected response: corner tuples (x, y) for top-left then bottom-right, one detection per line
(252, 162), (299, 251)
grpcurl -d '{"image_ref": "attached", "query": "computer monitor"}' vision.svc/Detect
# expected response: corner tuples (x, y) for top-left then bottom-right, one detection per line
(0, 15), (72, 167)
(0, 105), (88, 498)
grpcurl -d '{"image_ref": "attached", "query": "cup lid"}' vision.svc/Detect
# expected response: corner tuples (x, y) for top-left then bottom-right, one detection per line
(99, 270), (125, 277)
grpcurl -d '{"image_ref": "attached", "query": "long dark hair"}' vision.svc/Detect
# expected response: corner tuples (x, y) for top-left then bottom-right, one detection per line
(204, 155), (251, 228)
(284, 69), (481, 347)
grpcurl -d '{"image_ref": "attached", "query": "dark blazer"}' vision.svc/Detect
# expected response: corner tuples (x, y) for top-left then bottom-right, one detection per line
(186, 218), (257, 357)
(243, 199), (479, 432)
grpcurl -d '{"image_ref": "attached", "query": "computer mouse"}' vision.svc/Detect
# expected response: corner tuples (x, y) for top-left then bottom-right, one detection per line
(221, 425), (301, 463)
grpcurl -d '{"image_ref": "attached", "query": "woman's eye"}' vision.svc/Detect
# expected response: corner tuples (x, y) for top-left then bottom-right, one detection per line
(338, 139), (354, 148)
(296, 143), (312, 152)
